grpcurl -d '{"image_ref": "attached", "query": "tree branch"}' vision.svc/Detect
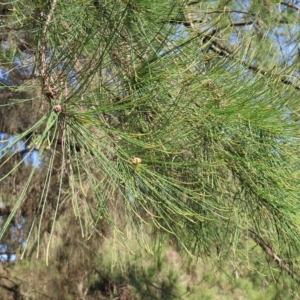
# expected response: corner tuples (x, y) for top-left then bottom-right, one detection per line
(230, 20), (255, 27)
(39, 0), (59, 102)
(249, 230), (300, 284)
(168, 19), (203, 28)
(203, 30), (300, 91)
(281, 2), (300, 11)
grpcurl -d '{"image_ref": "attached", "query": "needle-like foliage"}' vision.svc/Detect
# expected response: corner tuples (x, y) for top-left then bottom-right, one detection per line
(1, 0), (300, 287)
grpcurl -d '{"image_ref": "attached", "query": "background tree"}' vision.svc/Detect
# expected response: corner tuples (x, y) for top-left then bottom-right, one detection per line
(1, 0), (300, 299)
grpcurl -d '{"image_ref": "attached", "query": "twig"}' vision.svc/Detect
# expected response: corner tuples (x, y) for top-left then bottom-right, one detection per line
(168, 19), (203, 28)
(39, 0), (58, 102)
(202, 30), (300, 90)
(230, 20), (255, 26)
(249, 230), (300, 284)
(280, 2), (300, 12)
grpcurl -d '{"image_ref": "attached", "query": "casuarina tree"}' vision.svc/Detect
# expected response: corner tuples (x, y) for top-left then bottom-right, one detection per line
(1, 0), (300, 298)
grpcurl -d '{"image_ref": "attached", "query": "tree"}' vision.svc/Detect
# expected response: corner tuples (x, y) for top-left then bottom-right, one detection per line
(1, 0), (300, 298)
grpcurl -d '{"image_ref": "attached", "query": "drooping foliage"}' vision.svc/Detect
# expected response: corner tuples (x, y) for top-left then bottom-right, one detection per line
(1, 0), (300, 298)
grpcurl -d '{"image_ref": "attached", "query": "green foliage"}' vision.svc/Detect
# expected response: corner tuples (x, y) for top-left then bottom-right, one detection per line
(1, 0), (300, 298)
